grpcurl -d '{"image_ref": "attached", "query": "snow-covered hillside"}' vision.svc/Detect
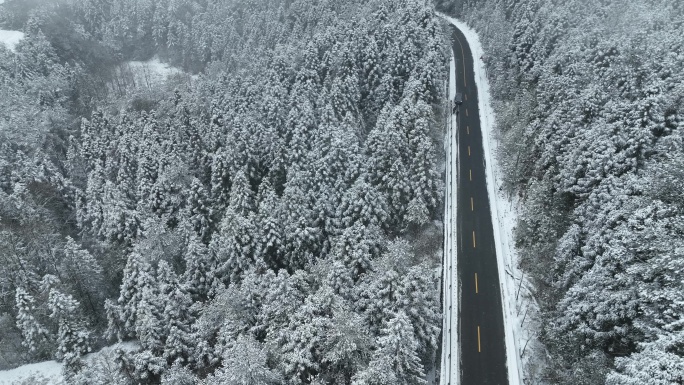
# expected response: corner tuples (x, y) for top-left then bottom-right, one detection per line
(0, 0), (447, 383)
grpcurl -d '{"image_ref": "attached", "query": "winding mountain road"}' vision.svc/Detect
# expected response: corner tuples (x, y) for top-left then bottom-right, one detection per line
(441, 25), (509, 385)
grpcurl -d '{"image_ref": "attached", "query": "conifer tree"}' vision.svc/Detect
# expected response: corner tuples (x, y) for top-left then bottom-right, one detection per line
(397, 263), (440, 356)
(60, 237), (104, 319)
(607, 333), (684, 385)
(337, 177), (389, 231)
(203, 335), (281, 385)
(183, 234), (220, 302)
(211, 206), (257, 284)
(135, 284), (165, 355)
(331, 221), (385, 280)
(354, 311), (427, 385)
(158, 261), (195, 364)
(187, 177), (213, 243)
(320, 306), (372, 383)
(255, 178), (286, 269)
(47, 288), (92, 363)
(15, 287), (50, 355)
(116, 252), (155, 338)
(277, 285), (342, 383)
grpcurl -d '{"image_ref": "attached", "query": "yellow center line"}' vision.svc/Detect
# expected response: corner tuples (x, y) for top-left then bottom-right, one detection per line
(475, 273), (479, 293)
(471, 197), (474, 211)
(472, 231), (476, 248)
(454, 33), (467, 88)
(477, 326), (481, 352)
(468, 145), (471, 156)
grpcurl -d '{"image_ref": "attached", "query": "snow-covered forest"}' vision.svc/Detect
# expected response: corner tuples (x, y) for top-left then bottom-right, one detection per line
(0, 0), (447, 383)
(438, 0), (684, 383)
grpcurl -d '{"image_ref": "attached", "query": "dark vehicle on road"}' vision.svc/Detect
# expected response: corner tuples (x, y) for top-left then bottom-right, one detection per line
(453, 92), (463, 114)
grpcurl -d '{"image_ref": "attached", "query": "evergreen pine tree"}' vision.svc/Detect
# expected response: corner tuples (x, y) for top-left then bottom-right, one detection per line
(116, 252), (155, 337)
(255, 178), (286, 269)
(203, 335), (281, 385)
(60, 237), (104, 319)
(183, 234), (220, 302)
(15, 287), (50, 355)
(47, 288), (92, 363)
(358, 311), (427, 385)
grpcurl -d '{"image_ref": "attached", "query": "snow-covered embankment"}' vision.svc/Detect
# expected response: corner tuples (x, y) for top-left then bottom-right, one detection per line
(440, 51), (459, 385)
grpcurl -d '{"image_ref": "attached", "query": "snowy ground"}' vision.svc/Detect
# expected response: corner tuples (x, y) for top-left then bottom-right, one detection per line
(108, 57), (189, 97)
(438, 13), (542, 385)
(0, 361), (64, 385)
(0, 30), (24, 52)
(0, 342), (138, 385)
(124, 57), (184, 85)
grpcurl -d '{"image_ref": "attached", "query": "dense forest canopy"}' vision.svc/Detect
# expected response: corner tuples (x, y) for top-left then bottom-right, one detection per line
(0, 0), (448, 383)
(438, 0), (684, 383)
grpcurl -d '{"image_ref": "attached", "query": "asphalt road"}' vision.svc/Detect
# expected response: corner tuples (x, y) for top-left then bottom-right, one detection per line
(451, 26), (509, 385)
